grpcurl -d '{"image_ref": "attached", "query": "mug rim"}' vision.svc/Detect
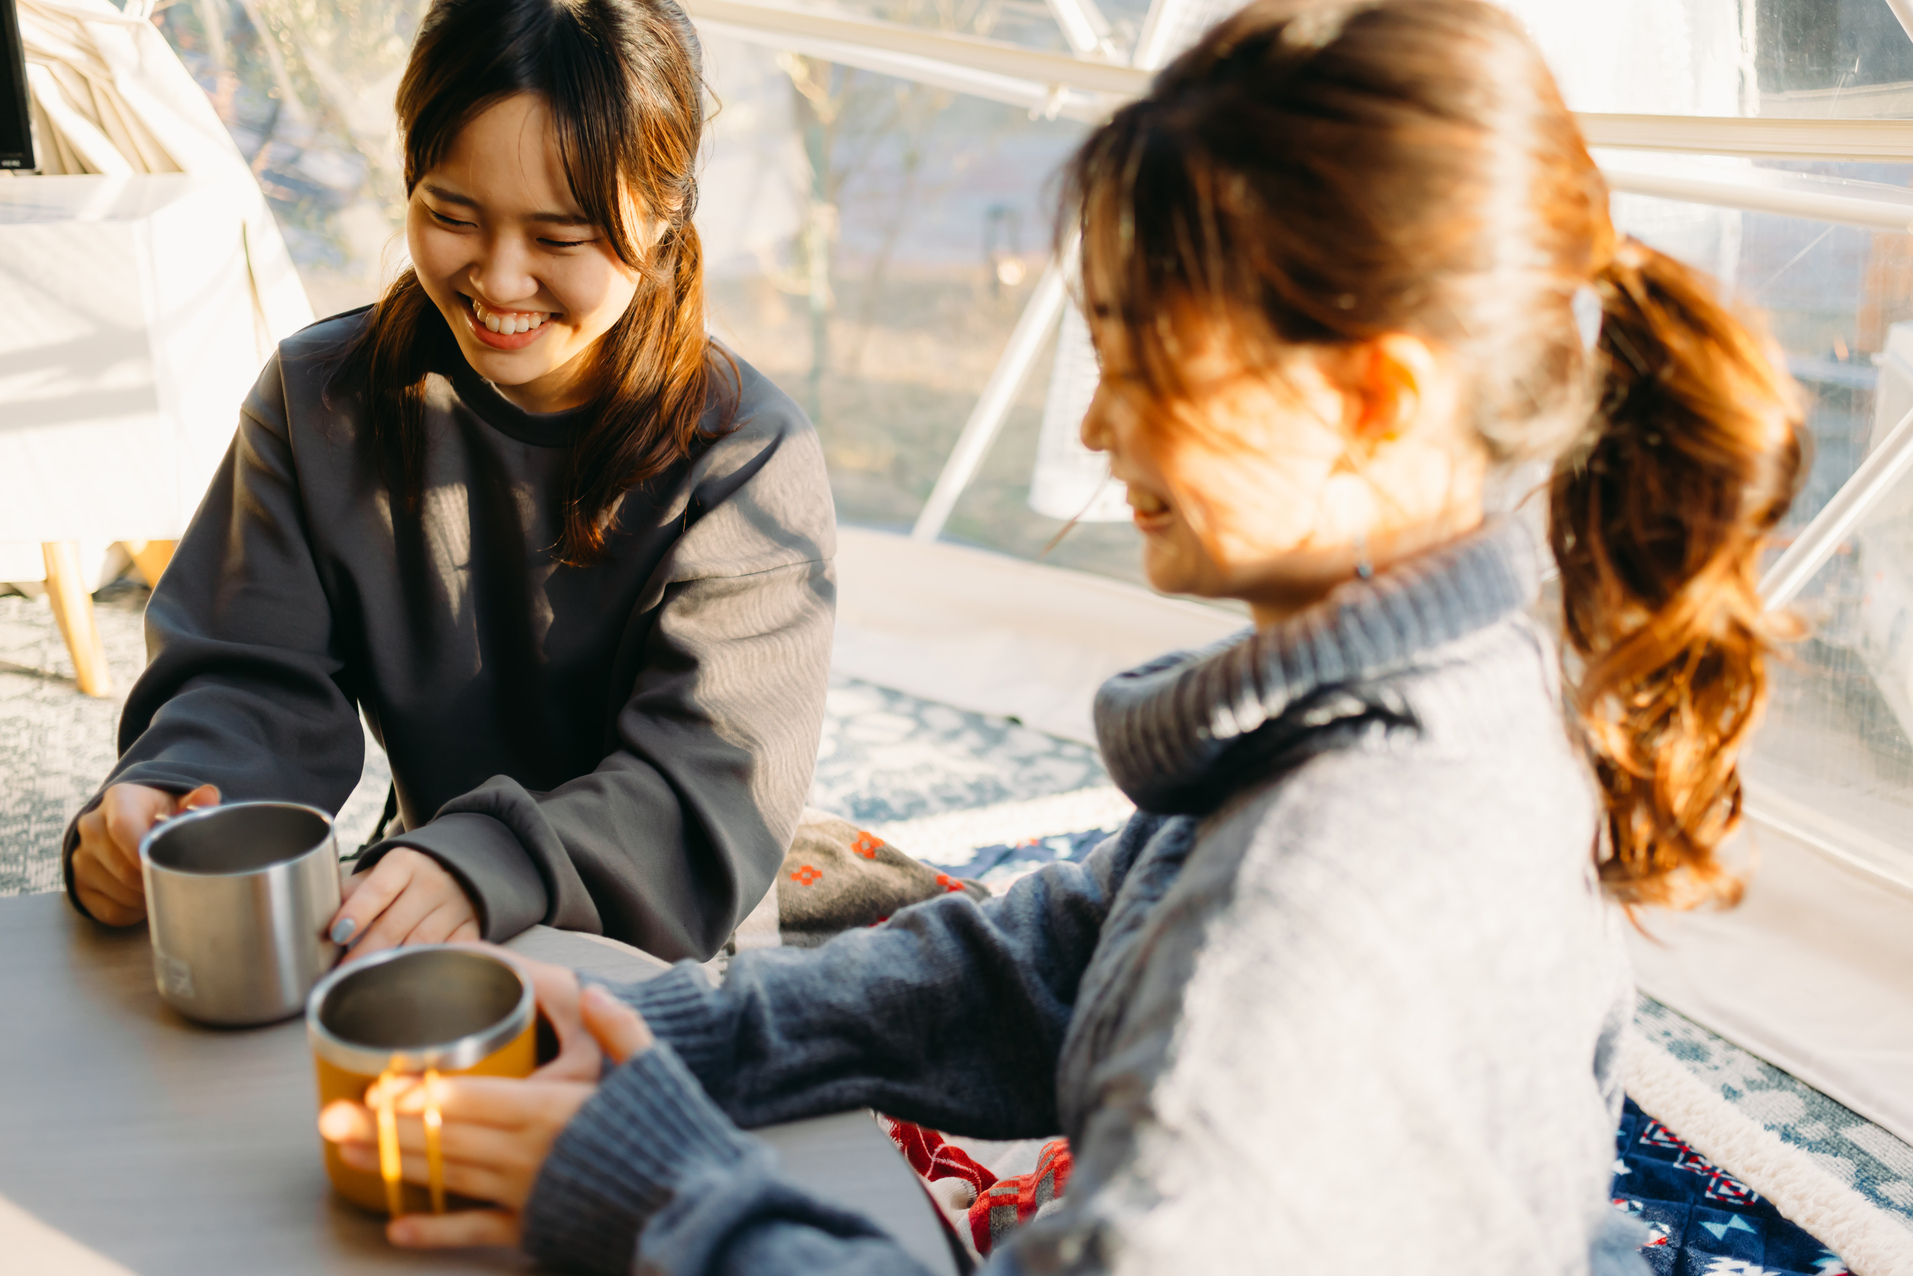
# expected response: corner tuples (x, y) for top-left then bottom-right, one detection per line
(139, 799), (336, 878)
(306, 944), (535, 1074)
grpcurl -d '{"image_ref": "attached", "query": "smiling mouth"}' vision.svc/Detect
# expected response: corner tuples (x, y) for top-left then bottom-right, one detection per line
(1128, 487), (1174, 532)
(461, 295), (557, 350)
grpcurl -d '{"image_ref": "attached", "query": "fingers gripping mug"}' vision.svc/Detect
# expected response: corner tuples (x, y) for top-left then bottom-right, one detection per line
(306, 946), (537, 1215)
(139, 801), (343, 1026)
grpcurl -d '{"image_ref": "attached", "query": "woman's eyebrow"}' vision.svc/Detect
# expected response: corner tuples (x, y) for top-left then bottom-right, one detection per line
(420, 181), (476, 206)
(419, 182), (592, 227)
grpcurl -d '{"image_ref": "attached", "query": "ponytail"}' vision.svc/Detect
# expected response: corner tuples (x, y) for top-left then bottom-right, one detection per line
(1549, 238), (1805, 909)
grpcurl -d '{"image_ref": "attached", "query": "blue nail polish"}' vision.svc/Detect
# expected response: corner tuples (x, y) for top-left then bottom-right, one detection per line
(330, 918), (356, 945)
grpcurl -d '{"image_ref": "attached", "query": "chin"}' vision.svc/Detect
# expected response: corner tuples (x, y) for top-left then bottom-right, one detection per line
(454, 332), (551, 378)
(1141, 551), (1198, 599)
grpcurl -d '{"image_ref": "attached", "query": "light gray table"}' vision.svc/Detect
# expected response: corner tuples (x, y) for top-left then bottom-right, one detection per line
(0, 892), (957, 1274)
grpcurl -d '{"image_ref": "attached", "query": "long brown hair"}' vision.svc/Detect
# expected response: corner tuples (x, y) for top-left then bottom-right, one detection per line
(1062, 0), (1804, 908)
(331, 0), (732, 565)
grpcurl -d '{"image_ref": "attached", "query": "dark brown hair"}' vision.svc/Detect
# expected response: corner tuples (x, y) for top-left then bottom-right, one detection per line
(332, 0), (732, 564)
(1062, 0), (1803, 908)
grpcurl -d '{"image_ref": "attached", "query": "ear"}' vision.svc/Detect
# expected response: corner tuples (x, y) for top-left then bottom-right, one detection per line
(1342, 333), (1440, 451)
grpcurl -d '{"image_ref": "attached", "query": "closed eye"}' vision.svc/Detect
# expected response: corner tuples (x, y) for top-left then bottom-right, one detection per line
(539, 236), (591, 249)
(428, 207), (474, 229)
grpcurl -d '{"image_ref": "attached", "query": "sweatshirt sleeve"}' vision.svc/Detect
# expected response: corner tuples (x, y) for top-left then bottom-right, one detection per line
(604, 818), (1161, 1138)
(61, 354), (365, 918)
(521, 1044), (947, 1276)
(362, 409), (837, 962)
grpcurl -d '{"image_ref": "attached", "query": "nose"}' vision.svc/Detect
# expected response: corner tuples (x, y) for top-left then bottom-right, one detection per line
(1080, 382), (1115, 454)
(468, 233), (540, 307)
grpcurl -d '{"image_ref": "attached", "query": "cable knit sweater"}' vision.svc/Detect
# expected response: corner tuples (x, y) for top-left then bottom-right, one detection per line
(521, 520), (1650, 1275)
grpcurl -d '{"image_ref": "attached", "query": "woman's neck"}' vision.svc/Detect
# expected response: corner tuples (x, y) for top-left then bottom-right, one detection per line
(1242, 508), (1488, 630)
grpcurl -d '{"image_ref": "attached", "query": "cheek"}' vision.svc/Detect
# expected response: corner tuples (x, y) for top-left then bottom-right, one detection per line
(553, 248), (640, 327)
(406, 214), (463, 284)
(1173, 439), (1337, 568)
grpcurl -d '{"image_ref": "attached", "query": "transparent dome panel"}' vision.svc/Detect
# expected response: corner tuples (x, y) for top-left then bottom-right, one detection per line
(1612, 188), (1913, 529)
(1741, 493), (1913, 881)
(690, 50), (1152, 577)
(1505, 0), (1913, 120)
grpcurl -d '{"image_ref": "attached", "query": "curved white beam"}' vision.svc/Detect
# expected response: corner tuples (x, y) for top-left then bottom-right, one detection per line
(1761, 403), (1913, 609)
(685, 0), (1148, 95)
(684, 0), (1913, 161)
(1581, 114), (1913, 163)
(1597, 153), (1913, 232)
(910, 260), (1071, 542)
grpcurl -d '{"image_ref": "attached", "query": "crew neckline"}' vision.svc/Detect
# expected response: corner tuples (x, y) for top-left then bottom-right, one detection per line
(428, 312), (595, 448)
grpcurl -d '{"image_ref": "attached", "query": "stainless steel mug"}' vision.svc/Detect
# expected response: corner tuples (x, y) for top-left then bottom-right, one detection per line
(139, 801), (342, 1026)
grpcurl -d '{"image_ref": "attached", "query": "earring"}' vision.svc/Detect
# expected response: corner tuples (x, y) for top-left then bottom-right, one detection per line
(1354, 531), (1374, 581)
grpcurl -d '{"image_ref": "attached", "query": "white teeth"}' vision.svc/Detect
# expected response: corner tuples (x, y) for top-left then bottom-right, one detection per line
(471, 298), (550, 336)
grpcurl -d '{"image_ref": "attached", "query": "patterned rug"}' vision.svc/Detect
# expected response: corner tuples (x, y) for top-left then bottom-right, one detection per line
(1616, 1096), (1849, 1275)
(3, 583), (1907, 1272)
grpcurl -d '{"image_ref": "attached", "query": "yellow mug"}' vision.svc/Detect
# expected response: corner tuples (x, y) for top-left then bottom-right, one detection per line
(306, 945), (537, 1215)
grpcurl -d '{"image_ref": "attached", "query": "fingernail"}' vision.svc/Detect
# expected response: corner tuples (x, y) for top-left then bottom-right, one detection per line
(330, 918), (356, 945)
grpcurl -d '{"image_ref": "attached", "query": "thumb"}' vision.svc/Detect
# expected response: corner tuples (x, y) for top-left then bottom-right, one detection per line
(178, 784), (221, 811)
(580, 986), (653, 1065)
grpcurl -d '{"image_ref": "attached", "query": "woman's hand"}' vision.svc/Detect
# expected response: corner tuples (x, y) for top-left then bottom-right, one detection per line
(317, 986), (654, 1249)
(331, 848), (480, 956)
(516, 954), (612, 1083)
(70, 783), (220, 925)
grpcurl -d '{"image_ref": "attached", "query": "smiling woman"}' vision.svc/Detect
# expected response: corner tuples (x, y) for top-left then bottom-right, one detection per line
(62, 0), (837, 968)
(409, 101), (641, 404)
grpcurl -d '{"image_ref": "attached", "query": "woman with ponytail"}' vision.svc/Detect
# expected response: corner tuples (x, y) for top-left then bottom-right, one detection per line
(64, 0), (836, 963)
(318, 1), (1799, 1271)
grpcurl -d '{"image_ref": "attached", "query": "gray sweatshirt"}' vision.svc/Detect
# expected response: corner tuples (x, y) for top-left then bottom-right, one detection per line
(521, 521), (1650, 1274)
(62, 309), (836, 961)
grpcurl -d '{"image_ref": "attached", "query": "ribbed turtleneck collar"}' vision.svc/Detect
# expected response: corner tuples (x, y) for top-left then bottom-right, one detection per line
(1094, 519), (1543, 815)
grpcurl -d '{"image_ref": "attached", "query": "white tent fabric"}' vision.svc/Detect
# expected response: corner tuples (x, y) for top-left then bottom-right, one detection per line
(1, 0), (313, 587)
(1629, 823), (1913, 1151)
(13, 0), (312, 341)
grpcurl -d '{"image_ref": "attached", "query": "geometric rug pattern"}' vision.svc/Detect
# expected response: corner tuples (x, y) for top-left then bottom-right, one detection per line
(1616, 1095), (1851, 1274)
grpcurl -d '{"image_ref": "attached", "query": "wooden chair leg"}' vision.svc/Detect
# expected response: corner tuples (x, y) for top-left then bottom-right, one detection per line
(42, 542), (113, 698)
(122, 540), (177, 590)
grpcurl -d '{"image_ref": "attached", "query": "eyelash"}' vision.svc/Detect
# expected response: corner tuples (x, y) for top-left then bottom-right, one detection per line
(427, 208), (589, 248)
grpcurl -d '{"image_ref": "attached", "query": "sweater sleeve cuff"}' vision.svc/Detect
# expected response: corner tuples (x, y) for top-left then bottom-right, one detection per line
(522, 1041), (763, 1276)
(614, 963), (738, 1091)
(367, 812), (549, 941)
(61, 798), (103, 921)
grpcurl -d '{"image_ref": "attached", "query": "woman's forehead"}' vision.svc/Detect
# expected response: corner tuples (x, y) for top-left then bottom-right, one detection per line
(428, 93), (590, 223)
